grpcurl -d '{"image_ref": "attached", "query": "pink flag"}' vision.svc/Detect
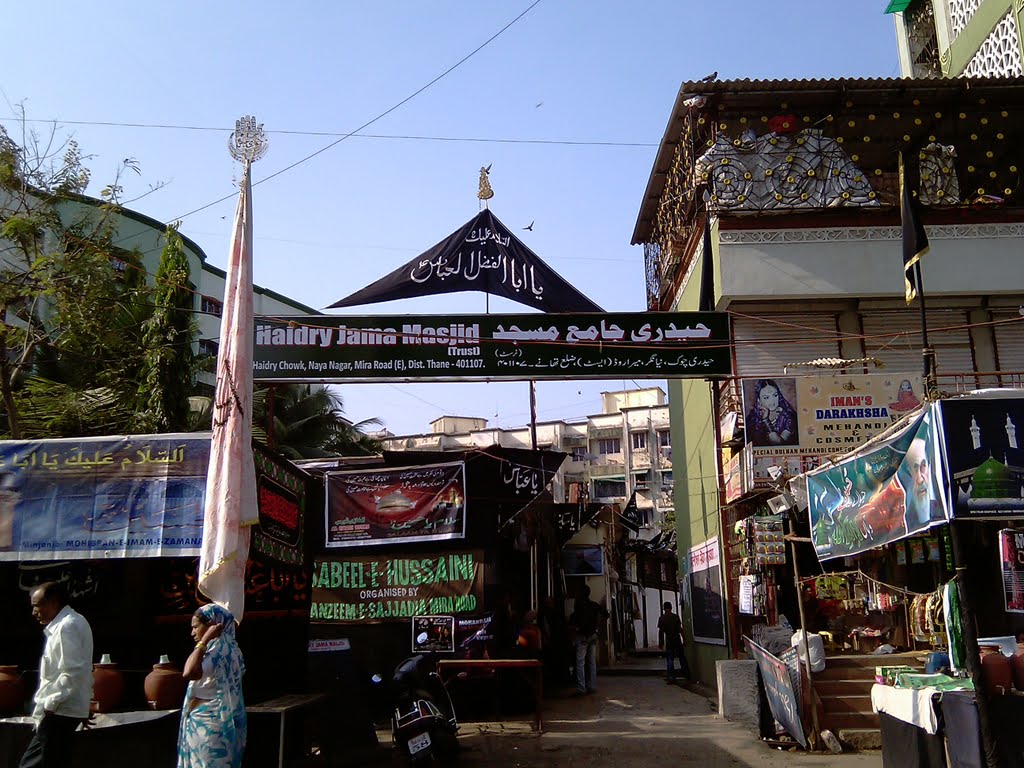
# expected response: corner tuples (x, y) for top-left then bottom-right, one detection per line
(199, 165), (258, 621)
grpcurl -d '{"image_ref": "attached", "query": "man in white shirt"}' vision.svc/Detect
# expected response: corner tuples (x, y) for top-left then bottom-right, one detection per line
(20, 581), (93, 768)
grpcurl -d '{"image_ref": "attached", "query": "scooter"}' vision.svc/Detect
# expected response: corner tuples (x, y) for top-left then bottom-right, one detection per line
(385, 654), (459, 763)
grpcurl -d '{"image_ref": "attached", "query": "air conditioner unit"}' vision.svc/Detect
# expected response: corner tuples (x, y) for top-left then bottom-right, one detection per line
(767, 493), (795, 515)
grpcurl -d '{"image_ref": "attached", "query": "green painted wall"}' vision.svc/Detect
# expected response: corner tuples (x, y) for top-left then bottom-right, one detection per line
(668, 227), (731, 686)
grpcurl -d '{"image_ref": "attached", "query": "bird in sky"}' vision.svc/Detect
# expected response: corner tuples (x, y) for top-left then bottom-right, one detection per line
(700, 71), (718, 82)
(523, 221), (534, 231)
(484, 163), (492, 173)
(535, 101), (544, 109)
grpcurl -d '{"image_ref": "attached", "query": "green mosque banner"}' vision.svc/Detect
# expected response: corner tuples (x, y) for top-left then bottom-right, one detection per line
(309, 549), (484, 624)
(940, 395), (1024, 519)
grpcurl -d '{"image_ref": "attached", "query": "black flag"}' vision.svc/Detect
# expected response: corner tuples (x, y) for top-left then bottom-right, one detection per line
(899, 152), (930, 304)
(327, 208), (602, 313)
(698, 214), (715, 313)
(620, 490), (642, 535)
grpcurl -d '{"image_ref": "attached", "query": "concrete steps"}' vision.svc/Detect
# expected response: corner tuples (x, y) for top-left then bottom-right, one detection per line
(814, 653), (922, 747)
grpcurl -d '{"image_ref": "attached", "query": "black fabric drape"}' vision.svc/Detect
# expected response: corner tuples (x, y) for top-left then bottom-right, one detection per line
(328, 209), (602, 313)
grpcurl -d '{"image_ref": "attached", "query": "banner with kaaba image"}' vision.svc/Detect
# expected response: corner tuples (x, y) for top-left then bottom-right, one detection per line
(806, 406), (949, 561)
(325, 461), (467, 547)
(940, 395), (1024, 519)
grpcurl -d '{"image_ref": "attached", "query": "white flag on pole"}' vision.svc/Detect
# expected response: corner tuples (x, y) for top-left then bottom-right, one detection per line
(199, 163), (258, 620)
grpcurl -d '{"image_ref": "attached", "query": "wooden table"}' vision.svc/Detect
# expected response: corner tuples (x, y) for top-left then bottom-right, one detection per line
(246, 692), (330, 768)
(436, 658), (544, 732)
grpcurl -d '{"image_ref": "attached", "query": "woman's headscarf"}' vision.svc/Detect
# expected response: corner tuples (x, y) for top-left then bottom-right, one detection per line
(196, 604), (245, 700)
(193, 603), (246, 731)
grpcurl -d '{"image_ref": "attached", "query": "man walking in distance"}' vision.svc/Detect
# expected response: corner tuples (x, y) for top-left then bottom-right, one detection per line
(658, 601), (690, 683)
(568, 584), (608, 695)
(20, 581), (93, 768)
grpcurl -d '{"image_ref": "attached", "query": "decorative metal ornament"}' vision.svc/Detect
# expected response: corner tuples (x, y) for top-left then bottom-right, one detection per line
(918, 142), (960, 205)
(477, 164), (494, 201)
(228, 115), (269, 165)
(694, 128), (879, 212)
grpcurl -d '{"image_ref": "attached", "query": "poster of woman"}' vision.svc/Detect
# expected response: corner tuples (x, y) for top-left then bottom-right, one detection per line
(742, 378), (800, 447)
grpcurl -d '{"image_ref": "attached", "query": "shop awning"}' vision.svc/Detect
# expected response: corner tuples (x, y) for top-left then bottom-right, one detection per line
(884, 0), (913, 13)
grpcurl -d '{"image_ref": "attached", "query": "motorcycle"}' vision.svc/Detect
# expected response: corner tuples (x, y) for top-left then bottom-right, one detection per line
(380, 654), (459, 763)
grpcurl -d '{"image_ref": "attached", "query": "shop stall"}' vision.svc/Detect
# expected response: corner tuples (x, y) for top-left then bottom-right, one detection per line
(0, 434), (315, 768)
(296, 444), (567, 729)
(805, 390), (1024, 763)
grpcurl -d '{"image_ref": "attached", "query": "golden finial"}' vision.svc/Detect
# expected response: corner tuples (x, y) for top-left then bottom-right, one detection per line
(477, 164), (494, 206)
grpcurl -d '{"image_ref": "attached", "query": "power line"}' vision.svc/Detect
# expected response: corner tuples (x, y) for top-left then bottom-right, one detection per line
(0, 117), (657, 149)
(169, 0), (546, 224)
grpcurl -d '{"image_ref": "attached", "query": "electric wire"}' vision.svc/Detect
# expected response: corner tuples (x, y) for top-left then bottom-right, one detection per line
(168, 0), (545, 224)
(0, 117), (657, 149)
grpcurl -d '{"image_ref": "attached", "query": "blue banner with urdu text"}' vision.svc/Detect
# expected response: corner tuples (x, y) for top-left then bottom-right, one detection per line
(0, 434), (209, 560)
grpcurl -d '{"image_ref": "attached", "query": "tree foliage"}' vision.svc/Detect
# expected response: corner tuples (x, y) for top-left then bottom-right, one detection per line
(133, 226), (196, 433)
(0, 117), (164, 437)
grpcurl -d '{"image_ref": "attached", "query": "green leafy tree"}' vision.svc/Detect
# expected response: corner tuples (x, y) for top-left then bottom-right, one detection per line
(0, 116), (165, 437)
(133, 226), (196, 433)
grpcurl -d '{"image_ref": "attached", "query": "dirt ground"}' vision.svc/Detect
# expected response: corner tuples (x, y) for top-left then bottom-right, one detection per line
(371, 676), (882, 767)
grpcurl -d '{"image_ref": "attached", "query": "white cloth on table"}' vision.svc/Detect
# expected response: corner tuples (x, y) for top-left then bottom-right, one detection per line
(870, 684), (941, 734)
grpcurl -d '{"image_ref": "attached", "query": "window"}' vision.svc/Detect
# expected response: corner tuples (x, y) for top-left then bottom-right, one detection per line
(631, 432), (647, 451)
(198, 339), (219, 358)
(593, 479), (626, 499)
(571, 446), (587, 462)
(658, 430), (671, 448)
(201, 296), (223, 317)
(597, 438), (621, 455)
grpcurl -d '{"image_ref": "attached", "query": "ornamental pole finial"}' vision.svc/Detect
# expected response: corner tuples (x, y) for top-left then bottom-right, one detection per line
(228, 115), (268, 166)
(477, 163), (494, 207)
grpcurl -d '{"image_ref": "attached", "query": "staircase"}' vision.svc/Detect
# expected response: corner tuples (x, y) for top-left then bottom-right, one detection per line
(814, 653), (921, 750)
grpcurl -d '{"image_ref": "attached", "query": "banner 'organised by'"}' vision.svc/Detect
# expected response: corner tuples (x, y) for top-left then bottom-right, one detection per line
(310, 550), (484, 623)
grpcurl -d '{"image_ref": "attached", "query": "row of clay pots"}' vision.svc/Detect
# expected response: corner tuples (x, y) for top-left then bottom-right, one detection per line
(979, 645), (1024, 696)
(0, 658), (186, 716)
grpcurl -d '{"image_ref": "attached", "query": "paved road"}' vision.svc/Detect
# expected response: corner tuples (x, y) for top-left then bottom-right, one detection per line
(374, 676), (882, 767)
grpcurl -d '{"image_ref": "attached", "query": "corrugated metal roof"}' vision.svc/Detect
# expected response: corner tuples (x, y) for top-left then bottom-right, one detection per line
(631, 76), (1024, 244)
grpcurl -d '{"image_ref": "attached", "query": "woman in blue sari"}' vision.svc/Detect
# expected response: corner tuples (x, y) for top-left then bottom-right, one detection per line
(178, 604), (246, 768)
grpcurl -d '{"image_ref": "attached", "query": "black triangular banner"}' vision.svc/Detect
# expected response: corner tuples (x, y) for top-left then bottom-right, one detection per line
(327, 209), (602, 313)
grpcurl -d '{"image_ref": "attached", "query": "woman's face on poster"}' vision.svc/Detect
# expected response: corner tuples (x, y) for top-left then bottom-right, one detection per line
(759, 385), (780, 411)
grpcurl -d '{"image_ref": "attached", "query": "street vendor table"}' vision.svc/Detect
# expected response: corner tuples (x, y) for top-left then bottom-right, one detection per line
(246, 692), (331, 768)
(872, 684), (945, 768)
(436, 659), (544, 731)
(0, 710), (179, 768)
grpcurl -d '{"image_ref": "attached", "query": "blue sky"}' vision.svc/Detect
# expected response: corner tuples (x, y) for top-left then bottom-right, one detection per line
(4, 1), (899, 436)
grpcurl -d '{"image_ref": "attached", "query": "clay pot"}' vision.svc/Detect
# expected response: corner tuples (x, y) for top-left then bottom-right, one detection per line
(144, 660), (186, 710)
(1011, 651), (1024, 691)
(92, 662), (124, 713)
(980, 645), (1013, 696)
(0, 666), (26, 716)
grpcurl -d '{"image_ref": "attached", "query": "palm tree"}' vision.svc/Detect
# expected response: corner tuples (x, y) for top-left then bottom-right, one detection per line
(258, 384), (381, 459)
(188, 383), (381, 459)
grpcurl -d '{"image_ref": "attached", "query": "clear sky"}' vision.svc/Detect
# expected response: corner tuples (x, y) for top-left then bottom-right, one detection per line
(4, 1), (899, 437)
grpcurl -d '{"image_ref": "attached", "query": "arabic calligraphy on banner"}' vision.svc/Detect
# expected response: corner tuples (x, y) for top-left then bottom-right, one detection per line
(740, 374), (925, 489)
(310, 550), (484, 624)
(328, 209), (602, 314)
(253, 311), (731, 383)
(325, 462), (467, 548)
(410, 225), (535, 290)
(805, 407), (948, 562)
(0, 434), (209, 561)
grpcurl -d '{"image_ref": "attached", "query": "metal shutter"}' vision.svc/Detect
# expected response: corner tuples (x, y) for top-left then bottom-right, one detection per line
(732, 313), (841, 377)
(993, 309), (1024, 381)
(862, 309), (974, 380)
